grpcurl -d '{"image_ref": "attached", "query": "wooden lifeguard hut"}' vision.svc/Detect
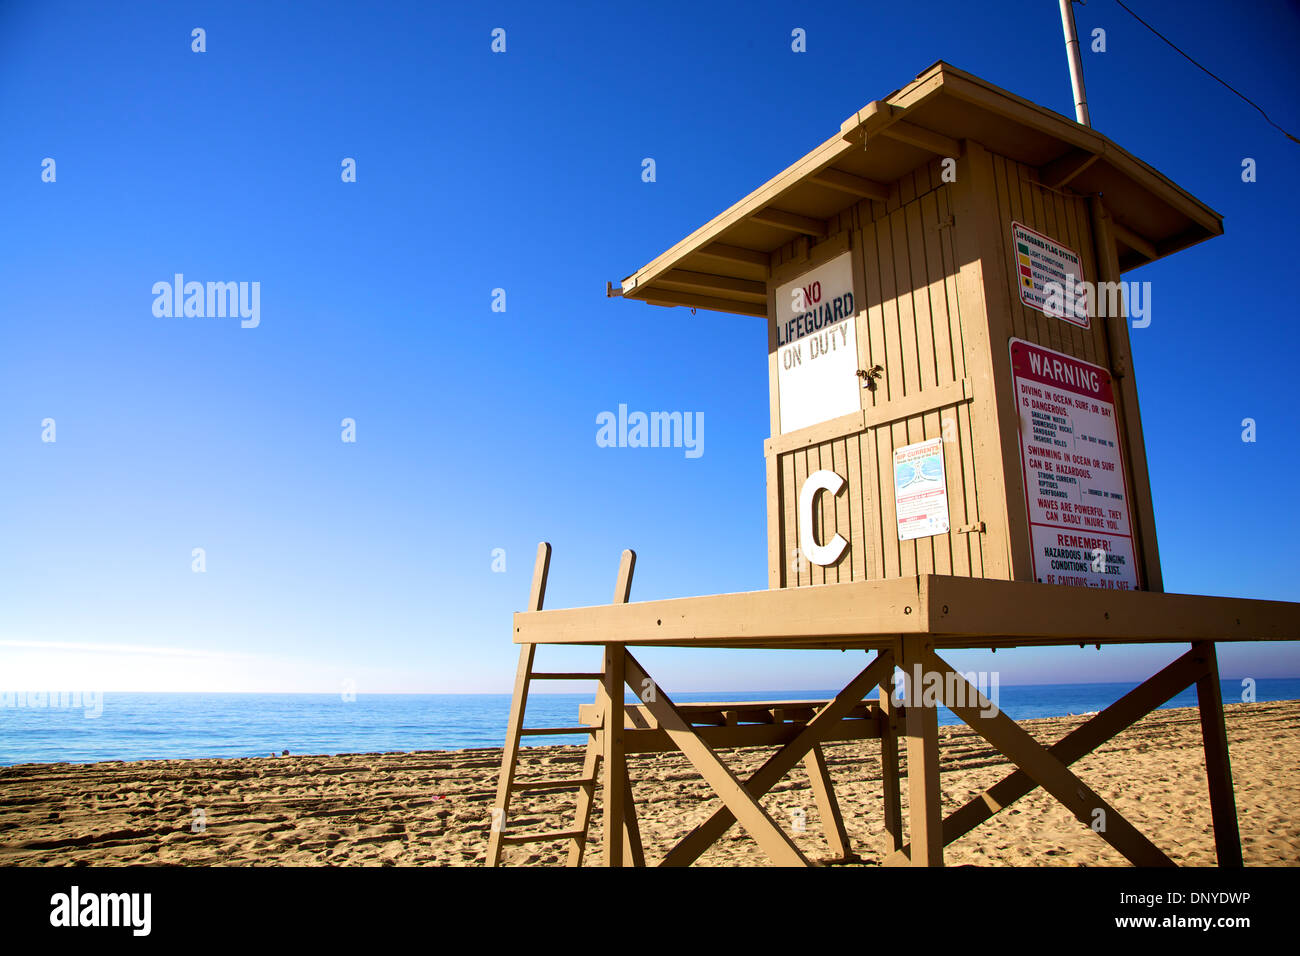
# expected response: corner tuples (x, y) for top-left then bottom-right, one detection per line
(486, 62), (1299, 867)
(618, 60), (1220, 593)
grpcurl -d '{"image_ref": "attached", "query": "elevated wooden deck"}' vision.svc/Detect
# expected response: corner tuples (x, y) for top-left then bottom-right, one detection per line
(515, 574), (1300, 649)
(490, 548), (1300, 867)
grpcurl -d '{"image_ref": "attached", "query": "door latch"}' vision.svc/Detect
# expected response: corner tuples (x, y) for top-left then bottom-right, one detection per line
(856, 365), (884, 391)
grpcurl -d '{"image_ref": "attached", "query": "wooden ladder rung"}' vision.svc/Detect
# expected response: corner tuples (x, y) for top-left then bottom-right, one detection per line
(530, 672), (604, 680)
(510, 777), (595, 791)
(500, 829), (588, 845)
(520, 727), (598, 736)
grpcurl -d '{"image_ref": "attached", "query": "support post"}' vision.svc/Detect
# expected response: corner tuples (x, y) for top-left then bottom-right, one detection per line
(877, 648), (903, 854)
(902, 641), (943, 866)
(601, 643), (627, 867)
(1193, 641), (1243, 867)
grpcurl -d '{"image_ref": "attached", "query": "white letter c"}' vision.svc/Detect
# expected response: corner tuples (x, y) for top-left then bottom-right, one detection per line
(799, 470), (848, 567)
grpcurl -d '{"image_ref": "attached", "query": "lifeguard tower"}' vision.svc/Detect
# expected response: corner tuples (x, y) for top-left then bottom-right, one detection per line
(486, 62), (1299, 867)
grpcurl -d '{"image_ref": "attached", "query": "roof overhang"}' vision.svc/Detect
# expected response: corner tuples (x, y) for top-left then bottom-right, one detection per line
(613, 61), (1224, 318)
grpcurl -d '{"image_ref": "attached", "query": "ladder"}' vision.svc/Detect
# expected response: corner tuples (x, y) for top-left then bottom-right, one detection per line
(485, 543), (645, 866)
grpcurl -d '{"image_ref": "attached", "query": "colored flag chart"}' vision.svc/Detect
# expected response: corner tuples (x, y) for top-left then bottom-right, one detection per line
(1011, 221), (1089, 328)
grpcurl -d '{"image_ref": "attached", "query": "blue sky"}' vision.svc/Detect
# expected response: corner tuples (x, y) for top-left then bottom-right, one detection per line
(1, 0), (1297, 694)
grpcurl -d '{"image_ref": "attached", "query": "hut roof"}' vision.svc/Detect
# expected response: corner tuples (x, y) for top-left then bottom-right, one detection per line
(615, 61), (1223, 318)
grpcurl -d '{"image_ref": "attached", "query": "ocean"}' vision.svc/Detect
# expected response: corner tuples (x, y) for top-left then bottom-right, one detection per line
(2, 679), (1297, 767)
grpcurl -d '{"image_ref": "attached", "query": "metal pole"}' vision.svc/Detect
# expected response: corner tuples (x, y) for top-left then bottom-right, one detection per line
(1059, 0), (1091, 126)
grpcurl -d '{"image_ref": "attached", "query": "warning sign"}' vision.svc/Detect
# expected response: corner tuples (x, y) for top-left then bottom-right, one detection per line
(1012, 221), (1089, 329)
(1010, 339), (1139, 590)
(893, 438), (950, 541)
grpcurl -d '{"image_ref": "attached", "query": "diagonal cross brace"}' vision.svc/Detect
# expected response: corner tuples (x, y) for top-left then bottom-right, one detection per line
(621, 650), (812, 867)
(883, 645), (1209, 865)
(916, 648), (1176, 867)
(659, 652), (895, 867)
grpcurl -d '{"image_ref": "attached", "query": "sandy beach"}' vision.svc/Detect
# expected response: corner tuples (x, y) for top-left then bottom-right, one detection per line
(1, 699), (1296, 866)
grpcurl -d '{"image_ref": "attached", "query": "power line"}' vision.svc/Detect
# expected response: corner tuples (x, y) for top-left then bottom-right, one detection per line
(1109, 0), (1300, 145)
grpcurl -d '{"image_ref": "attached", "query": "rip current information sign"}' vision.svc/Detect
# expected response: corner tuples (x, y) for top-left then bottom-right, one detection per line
(894, 438), (950, 542)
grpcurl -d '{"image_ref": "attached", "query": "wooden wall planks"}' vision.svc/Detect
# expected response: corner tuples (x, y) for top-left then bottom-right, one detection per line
(766, 148), (1143, 590)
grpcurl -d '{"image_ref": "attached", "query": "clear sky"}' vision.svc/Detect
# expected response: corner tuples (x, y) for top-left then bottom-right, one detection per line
(2, 0), (1298, 694)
